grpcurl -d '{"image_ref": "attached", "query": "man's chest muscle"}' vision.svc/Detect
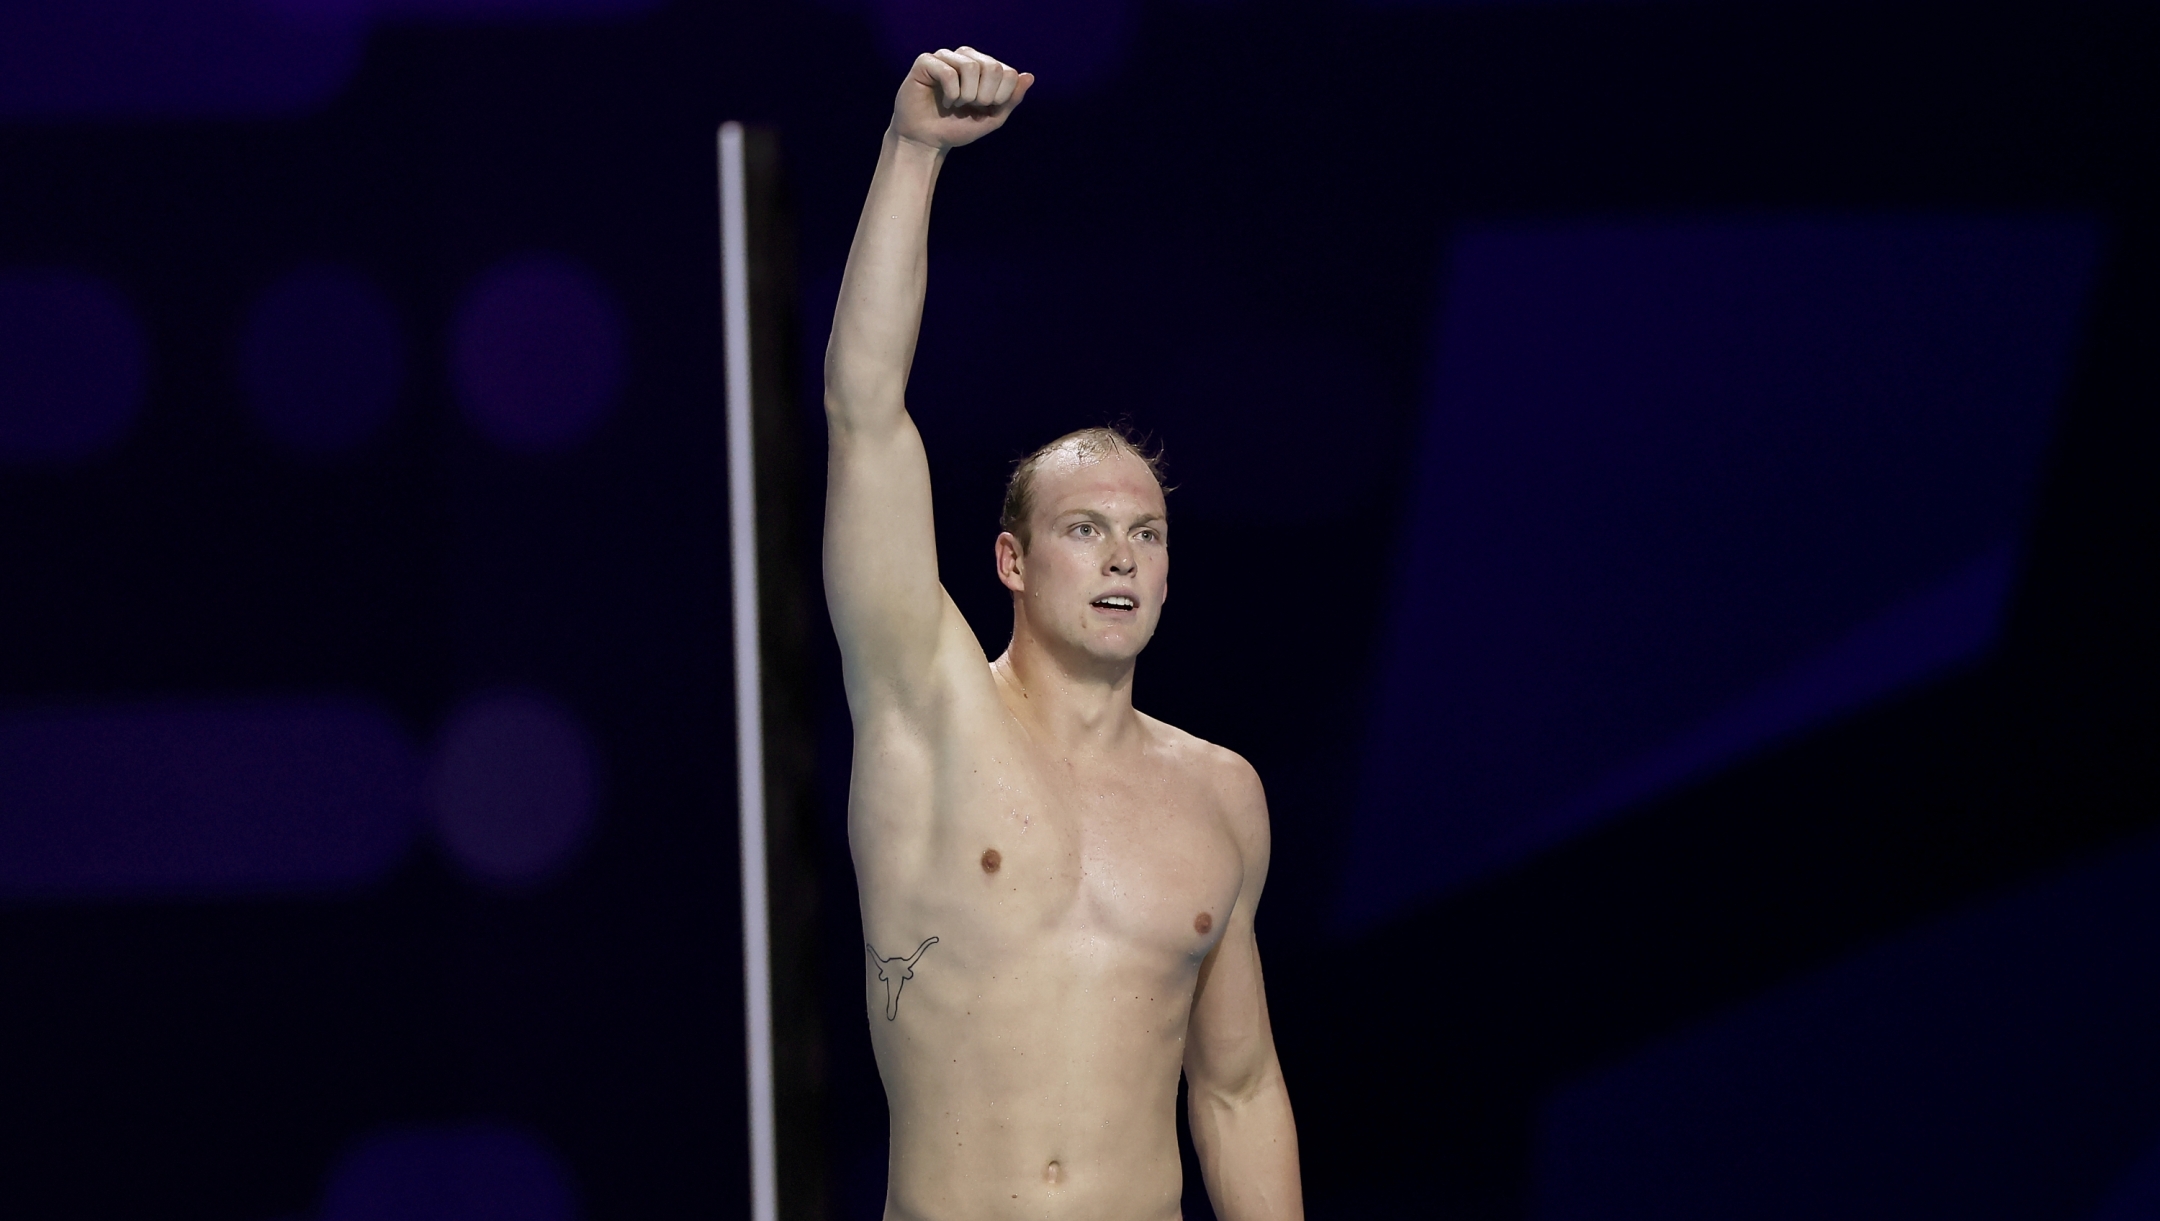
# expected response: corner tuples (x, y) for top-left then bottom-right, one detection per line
(930, 732), (1241, 960)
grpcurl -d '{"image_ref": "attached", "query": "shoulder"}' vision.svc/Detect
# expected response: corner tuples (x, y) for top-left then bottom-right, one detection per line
(1138, 713), (1270, 845)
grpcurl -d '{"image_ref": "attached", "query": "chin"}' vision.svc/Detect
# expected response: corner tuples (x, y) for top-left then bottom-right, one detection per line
(1076, 628), (1153, 663)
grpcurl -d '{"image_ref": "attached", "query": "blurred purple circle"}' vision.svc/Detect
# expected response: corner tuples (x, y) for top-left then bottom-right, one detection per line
(452, 255), (623, 452)
(240, 263), (405, 455)
(871, 0), (1136, 94)
(426, 691), (596, 887)
(0, 269), (146, 463)
(319, 1122), (578, 1221)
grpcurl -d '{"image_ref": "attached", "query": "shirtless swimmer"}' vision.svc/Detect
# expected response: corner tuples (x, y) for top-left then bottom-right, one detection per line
(823, 44), (1305, 1221)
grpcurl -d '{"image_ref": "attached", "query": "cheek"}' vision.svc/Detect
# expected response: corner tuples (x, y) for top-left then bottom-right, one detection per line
(1052, 546), (1101, 585)
(1026, 551), (1082, 601)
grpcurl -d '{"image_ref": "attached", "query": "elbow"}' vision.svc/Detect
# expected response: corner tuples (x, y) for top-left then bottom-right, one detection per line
(820, 372), (852, 419)
(1188, 1054), (1285, 1114)
(822, 389), (865, 441)
(822, 381), (903, 436)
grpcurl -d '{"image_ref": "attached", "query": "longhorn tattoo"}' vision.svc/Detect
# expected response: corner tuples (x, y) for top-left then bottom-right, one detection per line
(866, 936), (939, 1020)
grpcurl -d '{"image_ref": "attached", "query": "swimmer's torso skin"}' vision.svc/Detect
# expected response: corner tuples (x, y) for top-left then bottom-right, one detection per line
(822, 47), (1303, 1221)
(851, 658), (1264, 1220)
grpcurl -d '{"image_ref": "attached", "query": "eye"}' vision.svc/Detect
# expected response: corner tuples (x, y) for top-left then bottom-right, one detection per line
(1074, 523), (1097, 537)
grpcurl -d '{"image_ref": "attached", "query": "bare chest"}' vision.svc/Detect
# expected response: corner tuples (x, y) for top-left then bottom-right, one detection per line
(924, 725), (1243, 962)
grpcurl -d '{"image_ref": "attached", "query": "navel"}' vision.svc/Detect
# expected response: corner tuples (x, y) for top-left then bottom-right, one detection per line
(1194, 911), (1212, 935)
(981, 848), (1002, 874)
(1044, 1160), (1062, 1184)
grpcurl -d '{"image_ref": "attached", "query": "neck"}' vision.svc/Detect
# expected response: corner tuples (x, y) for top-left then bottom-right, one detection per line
(993, 621), (1141, 755)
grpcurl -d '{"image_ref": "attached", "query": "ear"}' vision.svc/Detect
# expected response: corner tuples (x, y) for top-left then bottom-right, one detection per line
(995, 531), (1026, 593)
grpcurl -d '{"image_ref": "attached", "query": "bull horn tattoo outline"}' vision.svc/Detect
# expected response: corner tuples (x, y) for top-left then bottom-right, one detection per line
(866, 936), (939, 1021)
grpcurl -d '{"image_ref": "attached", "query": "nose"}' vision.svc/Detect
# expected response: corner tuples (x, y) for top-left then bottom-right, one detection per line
(1105, 538), (1136, 576)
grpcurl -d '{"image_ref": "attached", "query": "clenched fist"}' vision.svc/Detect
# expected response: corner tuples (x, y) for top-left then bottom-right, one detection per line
(892, 47), (1034, 151)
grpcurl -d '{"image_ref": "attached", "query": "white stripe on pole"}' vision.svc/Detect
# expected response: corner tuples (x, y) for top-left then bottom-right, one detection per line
(719, 120), (779, 1221)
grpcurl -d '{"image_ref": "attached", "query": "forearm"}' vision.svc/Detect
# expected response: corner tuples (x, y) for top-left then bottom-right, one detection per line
(1188, 1061), (1304, 1221)
(824, 129), (945, 433)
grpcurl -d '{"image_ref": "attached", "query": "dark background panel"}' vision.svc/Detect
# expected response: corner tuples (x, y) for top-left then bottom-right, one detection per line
(1, 0), (2154, 1218)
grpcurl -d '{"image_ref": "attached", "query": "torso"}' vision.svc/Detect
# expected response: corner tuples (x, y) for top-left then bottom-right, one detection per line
(850, 621), (1249, 1221)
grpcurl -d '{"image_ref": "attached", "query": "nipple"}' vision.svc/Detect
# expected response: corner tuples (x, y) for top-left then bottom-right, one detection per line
(1194, 912), (1212, 935)
(1044, 1161), (1061, 1184)
(981, 848), (1001, 874)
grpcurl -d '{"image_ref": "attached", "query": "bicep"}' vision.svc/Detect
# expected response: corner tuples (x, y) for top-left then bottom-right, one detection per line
(823, 411), (957, 701)
(1187, 766), (1279, 1091)
(1186, 907), (1278, 1099)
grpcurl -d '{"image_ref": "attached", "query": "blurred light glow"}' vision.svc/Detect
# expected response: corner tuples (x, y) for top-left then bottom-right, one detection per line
(1338, 215), (2102, 931)
(426, 691), (597, 886)
(0, 0), (359, 119)
(241, 263), (406, 455)
(452, 255), (624, 453)
(319, 1122), (579, 1221)
(367, 0), (659, 14)
(0, 270), (148, 464)
(0, 0), (662, 119)
(0, 698), (421, 900)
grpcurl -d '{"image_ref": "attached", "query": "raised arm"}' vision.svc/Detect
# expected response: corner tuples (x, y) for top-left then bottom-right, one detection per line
(1185, 760), (1304, 1221)
(823, 48), (1033, 708)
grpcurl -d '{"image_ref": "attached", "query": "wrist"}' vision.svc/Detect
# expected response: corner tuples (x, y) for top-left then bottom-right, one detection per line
(887, 123), (952, 161)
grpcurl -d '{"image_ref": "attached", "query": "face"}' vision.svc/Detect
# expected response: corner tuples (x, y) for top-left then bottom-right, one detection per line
(996, 445), (1169, 668)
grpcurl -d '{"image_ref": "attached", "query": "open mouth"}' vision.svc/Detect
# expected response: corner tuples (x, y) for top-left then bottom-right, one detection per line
(1091, 595), (1137, 612)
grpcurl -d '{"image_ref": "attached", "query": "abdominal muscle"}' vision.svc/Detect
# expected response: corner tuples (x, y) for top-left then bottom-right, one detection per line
(871, 926), (1195, 1221)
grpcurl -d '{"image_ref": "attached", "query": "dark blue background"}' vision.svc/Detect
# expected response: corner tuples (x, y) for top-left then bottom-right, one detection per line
(2, 0), (2155, 1217)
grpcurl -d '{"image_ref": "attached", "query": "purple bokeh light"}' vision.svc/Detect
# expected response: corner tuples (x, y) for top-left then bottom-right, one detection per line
(0, 0), (359, 119)
(452, 255), (624, 453)
(1338, 215), (2101, 931)
(1, 0), (662, 120)
(241, 263), (406, 456)
(0, 698), (421, 900)
(869, 0), (1137, 94)
(0, 269), (147, 464)
(425, 691), (598, 887)
(368, 0), (659, 14)
(319, 1122), (578, 1221)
